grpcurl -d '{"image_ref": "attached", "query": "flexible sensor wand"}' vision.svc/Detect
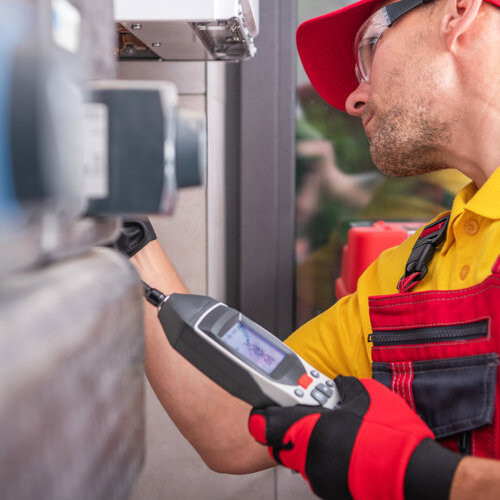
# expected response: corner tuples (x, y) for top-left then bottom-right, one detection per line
(142, 281), (167, 307)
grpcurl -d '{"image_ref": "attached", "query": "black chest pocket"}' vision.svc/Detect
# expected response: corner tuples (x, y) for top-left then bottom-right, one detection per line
(373, 353), (498, 439)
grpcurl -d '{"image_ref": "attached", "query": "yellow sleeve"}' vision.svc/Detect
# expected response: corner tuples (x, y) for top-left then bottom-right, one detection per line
(285, 290), (372, 379)
(285, 224), (429, 380)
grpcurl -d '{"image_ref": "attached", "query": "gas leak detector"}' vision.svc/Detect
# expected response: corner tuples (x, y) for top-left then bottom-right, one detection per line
(144, 284), (341, 409)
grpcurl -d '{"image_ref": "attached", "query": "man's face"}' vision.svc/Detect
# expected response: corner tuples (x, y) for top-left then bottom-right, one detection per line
(347, 0), (454, 178)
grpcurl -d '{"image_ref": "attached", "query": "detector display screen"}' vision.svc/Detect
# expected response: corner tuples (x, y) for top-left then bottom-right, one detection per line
(220, 321), (286, 374)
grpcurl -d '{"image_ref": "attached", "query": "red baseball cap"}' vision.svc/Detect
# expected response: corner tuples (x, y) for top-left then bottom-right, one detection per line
(297, 0), (500, 112)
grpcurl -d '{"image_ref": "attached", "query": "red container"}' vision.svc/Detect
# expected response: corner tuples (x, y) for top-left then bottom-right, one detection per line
(335, 221), (424, 299)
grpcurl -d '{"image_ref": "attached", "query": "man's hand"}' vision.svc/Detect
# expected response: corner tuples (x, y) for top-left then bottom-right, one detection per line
(112, 218), (157, 258)
(249, 376), (462, 500)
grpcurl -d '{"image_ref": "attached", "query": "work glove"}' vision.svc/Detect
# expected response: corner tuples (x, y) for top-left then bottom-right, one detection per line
(112, 218), (157, 258)
(248, 376), (462, 500)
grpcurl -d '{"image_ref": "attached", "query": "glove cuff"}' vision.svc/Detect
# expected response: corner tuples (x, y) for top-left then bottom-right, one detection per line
(404, 438), (462, 500)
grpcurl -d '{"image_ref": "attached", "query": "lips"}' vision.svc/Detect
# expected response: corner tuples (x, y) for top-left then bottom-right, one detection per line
(362, 113), (374, 140)
(362, 113), (374, 131)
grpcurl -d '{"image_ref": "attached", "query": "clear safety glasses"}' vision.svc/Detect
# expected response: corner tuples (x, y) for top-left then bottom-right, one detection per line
(354, 0), (434, 83)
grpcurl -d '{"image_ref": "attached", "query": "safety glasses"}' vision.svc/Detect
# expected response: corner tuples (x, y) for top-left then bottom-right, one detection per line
(354, 0), (434, 83)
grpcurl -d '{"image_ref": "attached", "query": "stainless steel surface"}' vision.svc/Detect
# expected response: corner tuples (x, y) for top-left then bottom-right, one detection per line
(0, 248), (144, 500)
(191, 16), (257, 60)
(120, 18), (256, 61)
(0, 216), (44, 277)
(241, 0), (259, 36)
(207, 62), (227, 301)
(116, 0), (258, 61)
(116, 61), (206, 94)
(0, 213), (121, 275)
(41, 215), (122, 258)
(120, 20), (211, 60)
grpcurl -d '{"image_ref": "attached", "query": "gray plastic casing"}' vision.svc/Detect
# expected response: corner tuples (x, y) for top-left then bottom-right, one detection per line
(158, 293), (341, 410)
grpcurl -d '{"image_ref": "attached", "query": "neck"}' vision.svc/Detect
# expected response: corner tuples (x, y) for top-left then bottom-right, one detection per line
(440, 92), (500, 188)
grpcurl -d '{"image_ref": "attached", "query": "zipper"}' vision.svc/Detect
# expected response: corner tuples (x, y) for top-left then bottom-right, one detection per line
(458, 431), (472, 455)
(369, 320), (488, 346)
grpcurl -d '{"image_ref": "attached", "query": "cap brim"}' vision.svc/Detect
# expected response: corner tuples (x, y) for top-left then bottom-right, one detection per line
(297, 0), (380, 112)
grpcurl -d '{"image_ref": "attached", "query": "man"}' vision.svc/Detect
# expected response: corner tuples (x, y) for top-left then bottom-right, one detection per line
(124, 0), (500, 497)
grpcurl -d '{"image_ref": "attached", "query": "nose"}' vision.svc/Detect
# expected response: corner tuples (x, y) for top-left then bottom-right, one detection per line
(345, 81), (371, 117)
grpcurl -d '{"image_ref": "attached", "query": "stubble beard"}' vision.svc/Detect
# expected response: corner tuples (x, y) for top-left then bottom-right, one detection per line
(368, 105), (452, 178)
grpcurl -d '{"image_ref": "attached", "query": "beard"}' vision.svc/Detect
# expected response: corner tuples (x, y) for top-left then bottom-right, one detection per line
(367, 104), (452, 178)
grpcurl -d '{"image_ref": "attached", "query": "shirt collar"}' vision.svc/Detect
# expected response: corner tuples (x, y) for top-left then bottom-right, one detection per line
(441, 166), (500, 253)
(463, 166), (500, 220)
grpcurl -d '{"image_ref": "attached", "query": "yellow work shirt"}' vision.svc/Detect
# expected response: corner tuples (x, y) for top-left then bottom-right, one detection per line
(285, 167), (500, 380)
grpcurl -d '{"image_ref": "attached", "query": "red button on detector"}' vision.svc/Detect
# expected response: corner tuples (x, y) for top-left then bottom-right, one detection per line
(298, 374), (313, 389)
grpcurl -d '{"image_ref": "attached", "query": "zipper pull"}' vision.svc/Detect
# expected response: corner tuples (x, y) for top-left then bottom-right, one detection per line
(458, 431), (472, 455)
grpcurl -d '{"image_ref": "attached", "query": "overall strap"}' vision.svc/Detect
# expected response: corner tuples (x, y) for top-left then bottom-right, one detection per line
(398, 214), (450, 293)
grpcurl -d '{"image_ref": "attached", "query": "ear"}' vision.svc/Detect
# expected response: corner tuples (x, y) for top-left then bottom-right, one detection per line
(441, 0), (483, 52)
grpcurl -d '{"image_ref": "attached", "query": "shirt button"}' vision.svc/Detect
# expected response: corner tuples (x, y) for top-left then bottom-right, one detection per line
(464, 219), (479, 235)
(460, 265), (470, 280)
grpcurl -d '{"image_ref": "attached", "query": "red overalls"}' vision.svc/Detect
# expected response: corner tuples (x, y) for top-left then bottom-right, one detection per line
(369, 215), (500, 457)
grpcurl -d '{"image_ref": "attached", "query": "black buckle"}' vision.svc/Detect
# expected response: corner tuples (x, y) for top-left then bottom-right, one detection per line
(401, 215), (450, 283)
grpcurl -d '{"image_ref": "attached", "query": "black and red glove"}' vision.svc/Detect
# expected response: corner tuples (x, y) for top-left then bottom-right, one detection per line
(248, 376), (462, 500)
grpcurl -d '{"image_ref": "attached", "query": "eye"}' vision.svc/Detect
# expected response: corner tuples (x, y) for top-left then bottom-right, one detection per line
(358, 37), (379, 71)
